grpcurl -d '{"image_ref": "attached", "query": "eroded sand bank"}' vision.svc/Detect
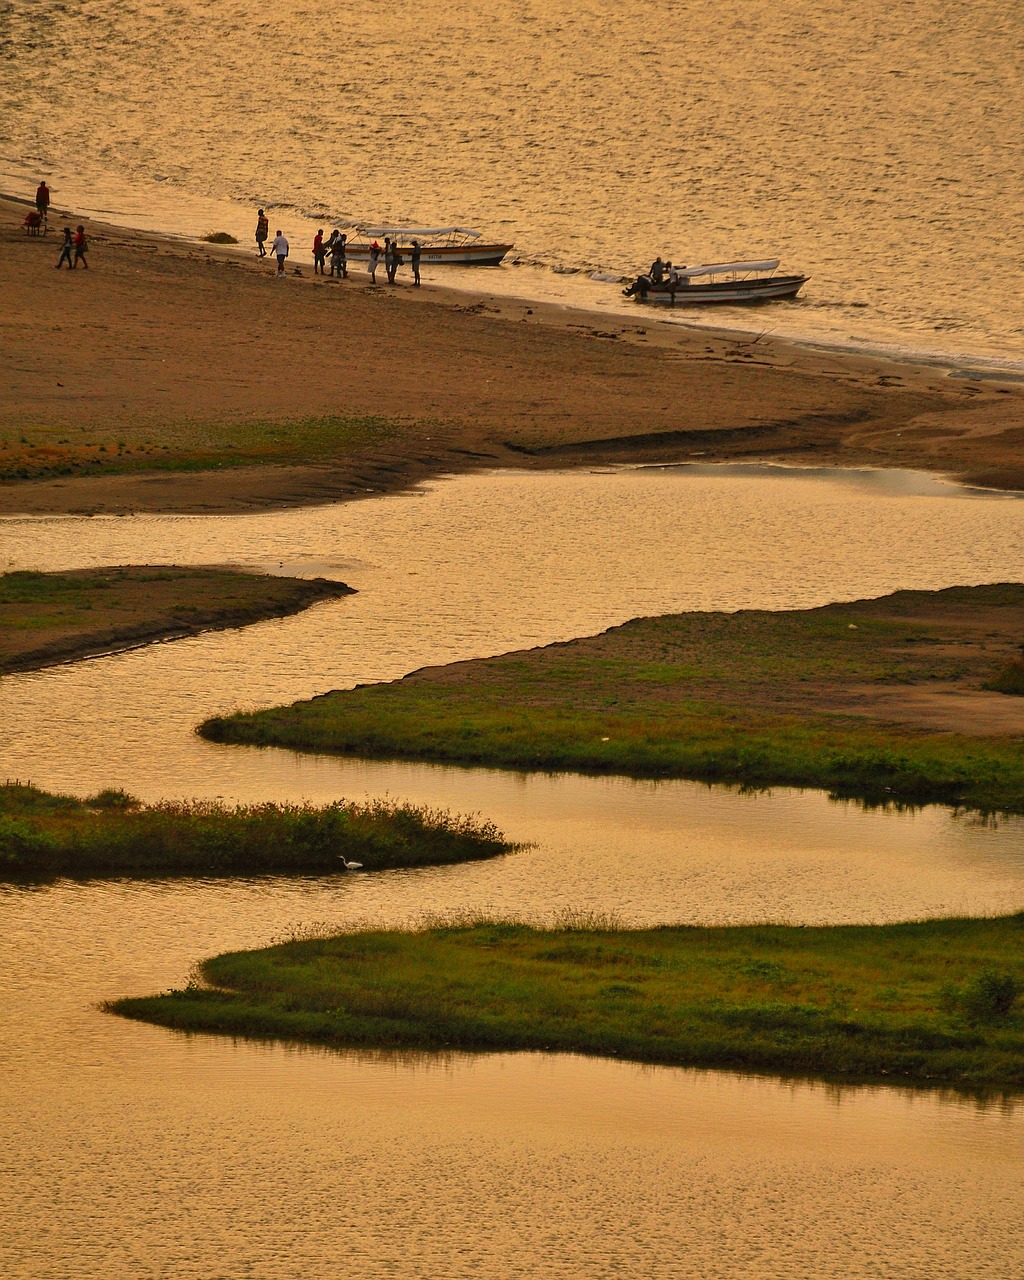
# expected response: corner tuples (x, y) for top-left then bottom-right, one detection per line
(3, 192), (1023, 516)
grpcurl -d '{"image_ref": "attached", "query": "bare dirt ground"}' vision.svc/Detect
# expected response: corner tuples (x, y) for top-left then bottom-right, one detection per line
(4, 193), (1024, 516)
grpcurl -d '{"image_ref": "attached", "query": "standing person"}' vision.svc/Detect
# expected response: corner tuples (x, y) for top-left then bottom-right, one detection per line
(55, 226), (74, 269)
(384, 237), (396, 284)
(312, 228), (326, 274)
(410, 239), (421, 287)
(323, 231), (340, 279)
(337, 232), (348, 278)
(72, 224), (89, 269)
(35, 180), (51, 225)
(368, 240), (381, 282)
(255, 209), (269, 257)
(270, 229), (289, 276)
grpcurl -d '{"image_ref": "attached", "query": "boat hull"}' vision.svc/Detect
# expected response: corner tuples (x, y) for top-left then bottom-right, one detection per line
(639, 274), (808, 304)
(345, 243), (513, 266)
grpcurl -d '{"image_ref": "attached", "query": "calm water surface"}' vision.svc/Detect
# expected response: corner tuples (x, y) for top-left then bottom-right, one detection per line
(3, 466), (1024, 1277)
(3, 0), (1023, 365)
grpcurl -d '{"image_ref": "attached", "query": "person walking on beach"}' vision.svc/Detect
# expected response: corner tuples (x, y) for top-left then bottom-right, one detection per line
(35, 180), (51, 225)
(255, 209), (269, 257)
(410, 239), (421, 287)
(312, 228), (326, 274)
(55, 226), (74, 269)
(270, 229), (289, 275)
(72, 224), (89, 269)
(368, 239), (381, 282)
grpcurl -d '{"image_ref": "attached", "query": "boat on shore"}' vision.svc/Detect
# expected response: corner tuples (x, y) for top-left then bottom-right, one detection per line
(343, 226), (513, 266)
(623, 258), (808, 305)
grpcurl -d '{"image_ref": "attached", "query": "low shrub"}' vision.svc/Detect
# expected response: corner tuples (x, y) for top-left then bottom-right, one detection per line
(0, 783), (513, 881)
(955, 969), (1021, 1021)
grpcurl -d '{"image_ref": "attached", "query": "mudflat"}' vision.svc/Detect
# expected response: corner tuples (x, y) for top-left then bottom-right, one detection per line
(0, 566), (354, 673)
(4, 193), (1024, 516)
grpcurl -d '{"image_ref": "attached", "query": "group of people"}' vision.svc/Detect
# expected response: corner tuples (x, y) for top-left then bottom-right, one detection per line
(27, 179), (90, 268)
(312, 229), (349, 278)
(622, 255), (688, 298)
(256, 209), (422, 286)
(55, 224), (89, 269)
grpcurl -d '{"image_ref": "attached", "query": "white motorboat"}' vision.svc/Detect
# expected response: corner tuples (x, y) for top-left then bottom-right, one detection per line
(343, 226), (513, 266)
(623, 258), (808, 304)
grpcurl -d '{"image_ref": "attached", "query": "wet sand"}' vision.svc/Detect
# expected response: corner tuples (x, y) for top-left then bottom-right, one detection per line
(3, 192), (1024, 516)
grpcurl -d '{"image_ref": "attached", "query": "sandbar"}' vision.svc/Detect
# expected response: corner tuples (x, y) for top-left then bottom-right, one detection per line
(4, 193), (1024, 516)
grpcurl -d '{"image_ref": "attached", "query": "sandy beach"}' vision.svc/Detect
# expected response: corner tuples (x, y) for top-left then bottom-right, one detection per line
(3, 192), (1024, 516)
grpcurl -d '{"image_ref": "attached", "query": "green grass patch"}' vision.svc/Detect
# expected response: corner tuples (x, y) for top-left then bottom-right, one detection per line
(200, 584), (1024, 814)
(0, 566), (354, 672)
(108, 912), (1024, 1089)
(0, 783), (513, 881)
(0, 414), (406, 481)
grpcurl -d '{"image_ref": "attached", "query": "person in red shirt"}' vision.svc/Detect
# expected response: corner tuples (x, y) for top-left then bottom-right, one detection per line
(312, 229), (325, 275)
(35, 181), (50, 221)
(73, 225), (89, 269)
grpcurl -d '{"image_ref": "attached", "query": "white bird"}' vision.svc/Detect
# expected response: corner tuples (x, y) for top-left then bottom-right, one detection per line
(338, 855), (363, 871)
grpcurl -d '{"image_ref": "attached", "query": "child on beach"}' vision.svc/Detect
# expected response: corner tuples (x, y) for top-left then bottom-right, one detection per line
(72, 225), (88, 269)
(411, 240), (421, 287)
(368, 240), (381, 282)
(312, 229), (325, 274)
(55, 227), (74, 268)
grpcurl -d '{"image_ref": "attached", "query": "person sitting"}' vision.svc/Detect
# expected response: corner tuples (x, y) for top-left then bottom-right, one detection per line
(622, 273), (652, 299)
(649, 256), (666, 284)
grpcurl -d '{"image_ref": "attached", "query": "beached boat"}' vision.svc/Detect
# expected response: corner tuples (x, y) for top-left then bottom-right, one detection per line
(623, 258), (808, 304)
(343, 226), (513, 266)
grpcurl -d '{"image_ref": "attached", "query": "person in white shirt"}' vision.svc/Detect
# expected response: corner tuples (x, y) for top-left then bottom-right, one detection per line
(270, 230), (289, 275)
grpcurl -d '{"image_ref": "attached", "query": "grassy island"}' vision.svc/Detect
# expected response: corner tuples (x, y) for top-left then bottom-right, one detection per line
(109, 913), (1024, 1089)
(0, 566), (354, 673)
(201, 584), (1024, 814)
(0, 783), (512, 881)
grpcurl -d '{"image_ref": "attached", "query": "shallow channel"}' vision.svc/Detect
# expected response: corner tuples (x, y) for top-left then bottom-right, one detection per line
(3, 465), (1024, 1278)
